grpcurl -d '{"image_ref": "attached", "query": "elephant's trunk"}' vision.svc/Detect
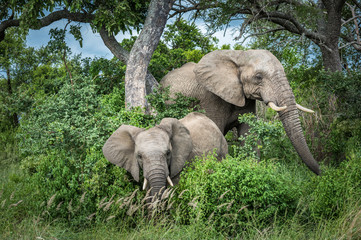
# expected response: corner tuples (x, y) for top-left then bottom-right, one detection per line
(147, 168), (167, 198)
(275, 75), (321, 175)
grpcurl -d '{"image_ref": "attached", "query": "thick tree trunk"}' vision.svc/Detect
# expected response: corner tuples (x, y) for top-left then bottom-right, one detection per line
(99, 28), (159, 95)
(317, 0), (344, 72)
(124, 0), (174, 110)
(320, 45), (342, 72)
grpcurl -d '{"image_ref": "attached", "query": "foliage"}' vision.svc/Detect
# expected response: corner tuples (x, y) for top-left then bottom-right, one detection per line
(18, 76), (110, 158)
(234, 113), (297, 163)
(318, 70), (361, 120)
(1, 0), (149, 35)
(308, 149), (361, 220)
(1, 5), (361, 238)
(85, 57), (126, 95)
(176, 153), (301, 235)
(163, 18), (218, 53)
(147, 86), (202, 123)
(289, 69), (361, 163)
(14, 73), (201, 226)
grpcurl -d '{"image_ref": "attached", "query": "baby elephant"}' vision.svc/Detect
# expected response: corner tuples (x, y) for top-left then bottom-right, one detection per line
(102, 112), (228, 197)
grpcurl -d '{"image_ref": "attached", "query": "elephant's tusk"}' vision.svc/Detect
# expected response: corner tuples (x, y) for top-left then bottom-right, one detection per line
(143, 178), (148, 190)
(268, 102), (287, 111)
(296, 103), (315, 113)
(167, 176), (174, 187)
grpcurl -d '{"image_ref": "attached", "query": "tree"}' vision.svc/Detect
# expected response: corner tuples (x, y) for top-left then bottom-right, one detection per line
(124, 0), (174, 110)
(0, 30), (23, 127)
(0, 0), (174, 109)
(0, 29), (68, 131)
(173, 0), (361, 72)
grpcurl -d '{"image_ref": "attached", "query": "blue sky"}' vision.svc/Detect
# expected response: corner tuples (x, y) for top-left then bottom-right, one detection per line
(26, 20), (239, 60)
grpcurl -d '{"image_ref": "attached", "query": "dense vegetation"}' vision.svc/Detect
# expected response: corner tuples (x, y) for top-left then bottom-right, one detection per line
(1, 18), (361, 239)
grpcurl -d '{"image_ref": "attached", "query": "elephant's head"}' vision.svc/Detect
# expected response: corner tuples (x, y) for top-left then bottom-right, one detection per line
(102, 118), (193, 197)
(194, 50), (320, 175)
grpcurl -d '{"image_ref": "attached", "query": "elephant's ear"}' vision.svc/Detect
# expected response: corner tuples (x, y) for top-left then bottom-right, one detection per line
(102, 125), (144, 182)
(194, 50), (245, 107)
(158, 118), (193, 178)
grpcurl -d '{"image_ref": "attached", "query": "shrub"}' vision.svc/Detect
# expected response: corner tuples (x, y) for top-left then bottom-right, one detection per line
(176, 153), (301, 235)
(308, 149), (361, 220)
(146, 86), (202, 123)
(17, 76), (112, 158)
(16, 76), (203, 226)
(234, 113), (297, 163)
(16, 77), (143, 224)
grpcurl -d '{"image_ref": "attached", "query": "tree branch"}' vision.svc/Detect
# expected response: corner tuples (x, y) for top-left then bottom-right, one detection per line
(339, 40), (361, 49)
(99, 27), (158, 95)
(170, 2), (218, 18)
(346, 2), (361, 46)
(256, 11), (326, 44)
(342, 15), (361, 26)
(0, 9), (94, 41)
(239, 27), (285, 43)
(351, 0), (361, 9)
(99, 27), (130, 63)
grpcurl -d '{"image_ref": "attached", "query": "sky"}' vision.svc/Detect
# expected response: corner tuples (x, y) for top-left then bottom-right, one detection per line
(26, 19), (240, 60)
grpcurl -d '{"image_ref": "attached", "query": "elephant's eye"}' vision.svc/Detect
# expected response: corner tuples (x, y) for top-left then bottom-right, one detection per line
(166, 149), (171, 156)
(255, 73), (263, 82)
(137, 153), (142, 159)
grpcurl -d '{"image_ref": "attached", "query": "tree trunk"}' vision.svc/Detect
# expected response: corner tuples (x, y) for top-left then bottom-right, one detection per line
(317, 0), (344, 72)
(320, 45), (342, 72)
(124, 0), (174, 110)
(99, 28), (159, 95)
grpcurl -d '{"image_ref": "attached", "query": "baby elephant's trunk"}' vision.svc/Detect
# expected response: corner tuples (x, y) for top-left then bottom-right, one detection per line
(148, 169), (167, 198)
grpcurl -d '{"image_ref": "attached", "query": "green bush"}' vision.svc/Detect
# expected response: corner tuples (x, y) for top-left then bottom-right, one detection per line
(16, 77), (143, 224)
(147, 86), (202, 123)
(234, 113), (297, 163)
(176, 153), (301, 234)
(308, 149), (361, 220)
(17, 76), (112, 158)
(319, 71), (361, 120)
(16, 76), (202, 226)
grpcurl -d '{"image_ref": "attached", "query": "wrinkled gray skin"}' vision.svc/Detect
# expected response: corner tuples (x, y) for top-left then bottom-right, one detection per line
(102, 112), (228, 197)
(161, 50), (321, 175)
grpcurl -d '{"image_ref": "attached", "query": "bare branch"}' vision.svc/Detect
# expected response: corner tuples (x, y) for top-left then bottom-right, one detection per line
(99, 28), (129, 63)
(339, 40), (361, 49)
(256, 11), (326, 44)
(239, 27), (285, 43)
(350, 0), (361, 10)
(341, 15), (361, 26)
(346, 2), (361, 46)
(170, 2), (218, 18)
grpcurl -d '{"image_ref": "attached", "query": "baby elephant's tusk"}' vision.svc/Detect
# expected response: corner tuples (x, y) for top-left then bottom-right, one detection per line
(167, 176), (174, 187)
(268, 102), (287, 111)
(296, 103), (315, 113)
(143, 178), (148, 190)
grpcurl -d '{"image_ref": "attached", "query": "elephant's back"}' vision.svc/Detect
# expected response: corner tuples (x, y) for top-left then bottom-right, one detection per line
(160, 62), (206, 99)
(180, 112), (228, 160)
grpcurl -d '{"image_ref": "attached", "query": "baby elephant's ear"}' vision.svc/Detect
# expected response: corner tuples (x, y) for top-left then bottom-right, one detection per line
(159, 118), (193, 179)
(102, 125), (144, 182)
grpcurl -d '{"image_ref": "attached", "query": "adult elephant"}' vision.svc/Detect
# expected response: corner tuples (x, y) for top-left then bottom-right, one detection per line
(160, 50), (321, 175)
(103, 113), (228, 197)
